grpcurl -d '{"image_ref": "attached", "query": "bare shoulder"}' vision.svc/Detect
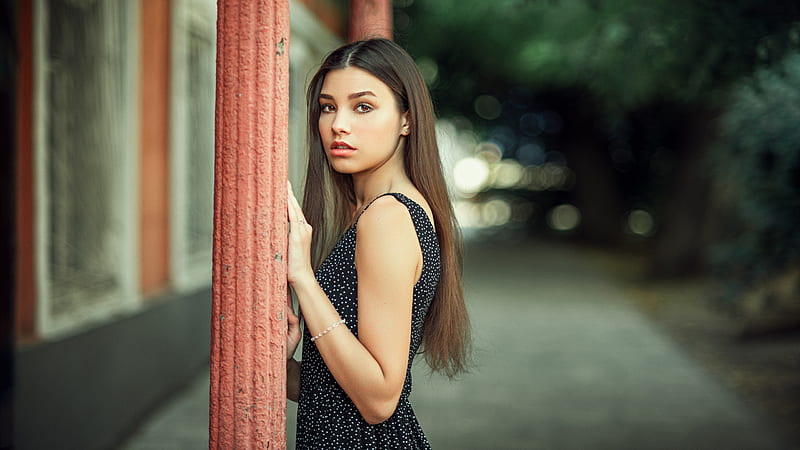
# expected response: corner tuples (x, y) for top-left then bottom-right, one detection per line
(357, 195), (414, 234)
(355, 195), (420, 275)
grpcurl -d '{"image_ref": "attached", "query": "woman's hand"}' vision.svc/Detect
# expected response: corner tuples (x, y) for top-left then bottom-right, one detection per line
(285, 292), (302, 360)
(286, 181), (314, 286)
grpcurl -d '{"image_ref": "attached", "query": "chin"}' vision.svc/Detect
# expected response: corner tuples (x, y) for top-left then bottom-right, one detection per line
(328, 161), (361, 175)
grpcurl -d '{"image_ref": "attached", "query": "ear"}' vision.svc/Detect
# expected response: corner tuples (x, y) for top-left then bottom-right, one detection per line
(400, 111), (410, 136)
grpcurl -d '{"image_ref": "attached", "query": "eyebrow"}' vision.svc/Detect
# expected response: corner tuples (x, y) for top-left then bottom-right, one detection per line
(319, 90), (377, 100)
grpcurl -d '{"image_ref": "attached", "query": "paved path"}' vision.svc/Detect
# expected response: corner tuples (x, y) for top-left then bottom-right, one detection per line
(121, 239), (789, 449)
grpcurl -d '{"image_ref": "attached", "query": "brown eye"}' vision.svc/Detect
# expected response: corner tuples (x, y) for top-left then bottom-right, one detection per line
(321, 104), (336, 113)
(355, 103), (373, 113)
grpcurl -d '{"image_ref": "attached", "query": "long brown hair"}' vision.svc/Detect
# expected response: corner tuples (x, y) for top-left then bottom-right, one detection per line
(302, 39), (470, 377)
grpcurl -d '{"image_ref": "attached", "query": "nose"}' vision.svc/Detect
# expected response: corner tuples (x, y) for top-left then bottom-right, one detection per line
(331, 111), (350, 135)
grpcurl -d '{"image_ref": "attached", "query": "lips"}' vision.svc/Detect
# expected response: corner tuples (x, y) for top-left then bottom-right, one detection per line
(330, 140), (355, 157)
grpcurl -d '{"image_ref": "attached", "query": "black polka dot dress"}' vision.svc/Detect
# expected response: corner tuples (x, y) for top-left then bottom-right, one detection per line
(296, 193), (440, 449)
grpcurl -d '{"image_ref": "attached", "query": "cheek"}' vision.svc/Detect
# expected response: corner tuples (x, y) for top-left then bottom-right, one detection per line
(368, 114), (400, 136)
(318, 117), (331, 136)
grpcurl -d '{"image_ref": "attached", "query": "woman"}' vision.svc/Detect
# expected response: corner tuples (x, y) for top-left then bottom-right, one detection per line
(285, 38), (470, 449)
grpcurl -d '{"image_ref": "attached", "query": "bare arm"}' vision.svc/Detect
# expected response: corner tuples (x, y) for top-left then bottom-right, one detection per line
(287, 187), (420, 424)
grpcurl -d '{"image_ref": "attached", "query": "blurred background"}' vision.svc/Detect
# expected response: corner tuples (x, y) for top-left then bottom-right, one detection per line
(4, 0), (800, 449)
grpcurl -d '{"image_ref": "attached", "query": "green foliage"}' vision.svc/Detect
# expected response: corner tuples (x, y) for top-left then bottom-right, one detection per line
(396, 0), (800, 115)
(711, 52), (800, 287)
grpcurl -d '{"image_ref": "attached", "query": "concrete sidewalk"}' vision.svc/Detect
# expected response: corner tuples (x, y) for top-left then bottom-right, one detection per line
(121, 239), (789, 449)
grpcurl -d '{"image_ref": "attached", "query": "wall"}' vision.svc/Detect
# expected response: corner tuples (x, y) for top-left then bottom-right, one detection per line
(12, 1), (342, 449)
(15, 288), (211, 449)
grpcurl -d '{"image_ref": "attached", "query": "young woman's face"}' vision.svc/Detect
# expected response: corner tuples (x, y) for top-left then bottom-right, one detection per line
(318, 66), (409, 175)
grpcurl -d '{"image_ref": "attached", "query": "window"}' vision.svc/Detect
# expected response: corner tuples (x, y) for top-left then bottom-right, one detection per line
(35, 0), (139, 338)
(170, 0), (216, 291)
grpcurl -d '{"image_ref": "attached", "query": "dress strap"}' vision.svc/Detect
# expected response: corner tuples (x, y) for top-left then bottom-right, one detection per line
(353, 192), (400, 226)
(354, 192), (435, 233)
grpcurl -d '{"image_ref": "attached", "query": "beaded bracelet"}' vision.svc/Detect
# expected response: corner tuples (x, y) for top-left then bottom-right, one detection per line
(310, 318), (346, 342)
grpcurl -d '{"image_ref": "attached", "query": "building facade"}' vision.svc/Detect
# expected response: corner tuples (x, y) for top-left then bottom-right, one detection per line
(11, 1), (342, 448)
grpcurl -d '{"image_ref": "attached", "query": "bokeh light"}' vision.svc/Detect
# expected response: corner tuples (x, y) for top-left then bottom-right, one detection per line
(475, 141), (502, 163)
(547, 204), (581, 231)
(492, 159), (524, 189)
(416, 57), (439, 86)
(482, 198), (512, 227)
(452, 157), (490, 196)
(453, 197), (523, 229)
(626, 209), (656, 237)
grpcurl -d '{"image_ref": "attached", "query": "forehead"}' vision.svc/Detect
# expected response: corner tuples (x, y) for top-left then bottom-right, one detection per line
(320, 66), (394, 99)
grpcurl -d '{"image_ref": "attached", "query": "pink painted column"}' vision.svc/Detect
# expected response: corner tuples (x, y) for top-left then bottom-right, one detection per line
(210, 1), (290, 448)
(349, 0), (393, 42)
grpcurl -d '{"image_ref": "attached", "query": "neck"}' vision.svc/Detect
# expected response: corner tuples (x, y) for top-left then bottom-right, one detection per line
(352, 146), (412, 211)
(352, 167), (411, 210)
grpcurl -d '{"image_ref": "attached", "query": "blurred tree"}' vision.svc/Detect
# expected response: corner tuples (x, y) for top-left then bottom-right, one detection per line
(396, 0), (800, 275)
(711, 53), (800, 297)
(398, 0), (800, 113)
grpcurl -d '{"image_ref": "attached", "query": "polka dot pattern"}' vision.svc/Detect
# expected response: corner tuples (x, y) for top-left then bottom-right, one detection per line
(296, 193), (441, 449)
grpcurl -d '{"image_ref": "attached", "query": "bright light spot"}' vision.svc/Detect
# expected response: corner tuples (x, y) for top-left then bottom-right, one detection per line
(627, 209), (655, 237)
(474, 95), (502, 120)
(483, 199), (512, 226)
(547, 204), (581, 232)
(455, 199), (517, 229)
(454, 201), (482, 228)
(492, 159), (524, 189)
(453, 157), (490, 195)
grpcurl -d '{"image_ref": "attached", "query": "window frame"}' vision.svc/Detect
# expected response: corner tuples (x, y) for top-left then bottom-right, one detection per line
(169, 0), (217, 292)
(33, 0), (141, 339)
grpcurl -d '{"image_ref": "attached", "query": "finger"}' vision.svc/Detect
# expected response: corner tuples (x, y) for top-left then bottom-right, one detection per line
(288, 203), (302, 225)
(286, 181), (304, 217)
(285, 302), (299, 324)
(287, 184), (301, 224)
(287, 185), (309, 225)
(286, 189), (297, 222)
